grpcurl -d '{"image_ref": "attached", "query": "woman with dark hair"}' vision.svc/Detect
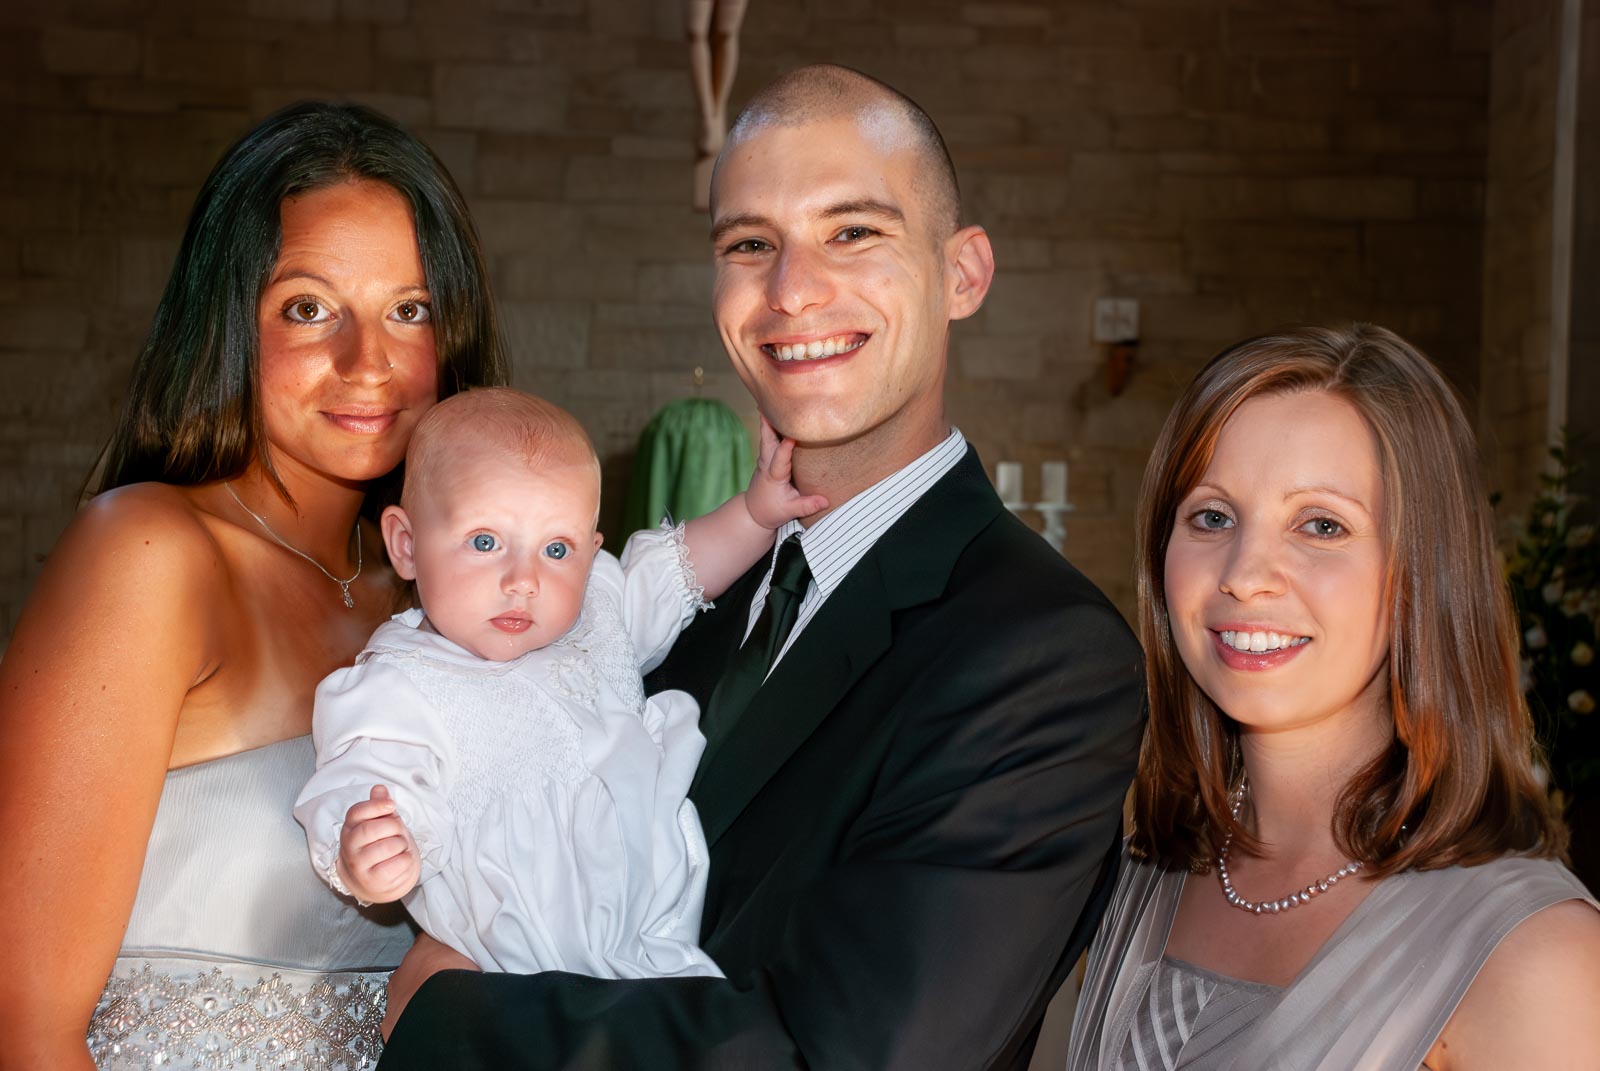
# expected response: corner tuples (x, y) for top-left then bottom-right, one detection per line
(0, 102), (505, 1069)
(1068, 325), (1599, 1069)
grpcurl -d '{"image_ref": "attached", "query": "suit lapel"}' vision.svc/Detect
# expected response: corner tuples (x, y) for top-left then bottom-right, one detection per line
(691, 447), (1005, 847)
(692, 554), (892, 845)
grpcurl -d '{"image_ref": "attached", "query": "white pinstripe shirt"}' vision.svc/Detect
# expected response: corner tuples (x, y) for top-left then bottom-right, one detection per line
(743, 427), (968, 674)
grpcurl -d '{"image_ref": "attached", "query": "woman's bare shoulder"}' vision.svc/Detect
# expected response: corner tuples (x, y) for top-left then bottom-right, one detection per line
(79, 480), (219, 532)
(1430, 891), (1600, 1070)
(65, 482), (228, 574)
(1474, 896), (1600, 1005)
(14, 483), (228, 671)
(0, 482), (242, 1062)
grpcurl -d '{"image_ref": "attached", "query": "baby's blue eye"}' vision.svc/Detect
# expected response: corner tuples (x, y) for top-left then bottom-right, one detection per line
(472, 533), (497, 552)
(544, 542), (568, 560)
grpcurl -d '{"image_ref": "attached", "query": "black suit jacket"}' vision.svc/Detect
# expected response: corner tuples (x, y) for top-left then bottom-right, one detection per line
(379, 447), (1145, 1070)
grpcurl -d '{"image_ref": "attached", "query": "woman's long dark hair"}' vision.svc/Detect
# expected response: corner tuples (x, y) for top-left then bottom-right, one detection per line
(92, 101), (506, 509)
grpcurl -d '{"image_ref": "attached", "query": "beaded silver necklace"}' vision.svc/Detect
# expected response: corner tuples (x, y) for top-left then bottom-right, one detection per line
(1216, 774), (1361, 916)
(225, 481), (362, 609)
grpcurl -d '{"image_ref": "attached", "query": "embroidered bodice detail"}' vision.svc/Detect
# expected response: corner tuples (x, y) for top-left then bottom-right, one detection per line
(409, 659), (591, 828)
(555, 583), (649, 716)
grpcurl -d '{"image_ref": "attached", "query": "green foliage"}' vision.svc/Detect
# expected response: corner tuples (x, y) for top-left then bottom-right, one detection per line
(1504, 438), (1600, 794)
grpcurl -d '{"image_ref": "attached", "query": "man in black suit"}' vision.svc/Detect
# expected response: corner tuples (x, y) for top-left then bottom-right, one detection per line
(379, 64), (1144, 1070)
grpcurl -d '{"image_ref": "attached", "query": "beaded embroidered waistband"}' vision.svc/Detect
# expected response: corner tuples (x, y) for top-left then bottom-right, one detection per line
(88, 960), (388, 1070)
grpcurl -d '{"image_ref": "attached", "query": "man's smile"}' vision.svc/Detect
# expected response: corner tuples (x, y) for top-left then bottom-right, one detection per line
(762, 332), (869, 362)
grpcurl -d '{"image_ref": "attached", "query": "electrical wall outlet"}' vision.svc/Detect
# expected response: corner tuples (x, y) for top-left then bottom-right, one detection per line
(1092, 297), (1140, 343)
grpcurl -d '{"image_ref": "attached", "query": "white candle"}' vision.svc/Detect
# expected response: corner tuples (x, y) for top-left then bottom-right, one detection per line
(995, 461), (1024, 506)
(1041, 461), (1068, 506)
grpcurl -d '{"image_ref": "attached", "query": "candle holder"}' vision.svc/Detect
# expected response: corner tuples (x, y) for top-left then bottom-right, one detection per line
(994, 461), (1026, 511)
(1032, 501), (1075, 553)
(1036, 460), (1071, 550)
(994, 461), (1074, 552)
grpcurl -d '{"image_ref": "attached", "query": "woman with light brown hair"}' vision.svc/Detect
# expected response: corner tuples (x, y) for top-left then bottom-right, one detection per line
(1068, 324), (1599, 1070)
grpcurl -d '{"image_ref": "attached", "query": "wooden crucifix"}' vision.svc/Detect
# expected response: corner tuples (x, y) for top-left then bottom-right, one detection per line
(687, 0), (750, 210)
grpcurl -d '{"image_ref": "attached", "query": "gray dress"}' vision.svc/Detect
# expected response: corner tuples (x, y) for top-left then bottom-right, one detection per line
(1068, 848), (1596, 1070)
(86, 736), (415, 1070)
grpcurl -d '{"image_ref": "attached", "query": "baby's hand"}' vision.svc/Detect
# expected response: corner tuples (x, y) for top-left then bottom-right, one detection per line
(745, 416), (829, 529)
(335, 785), (421, 904)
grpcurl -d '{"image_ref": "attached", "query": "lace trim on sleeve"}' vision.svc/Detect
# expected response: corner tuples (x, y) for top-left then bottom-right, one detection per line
(661, 519), (714, 613)
(314, 832), (372, 907)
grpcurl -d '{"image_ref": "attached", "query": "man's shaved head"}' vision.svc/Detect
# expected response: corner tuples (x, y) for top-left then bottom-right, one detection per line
(719, 65), (961, 234)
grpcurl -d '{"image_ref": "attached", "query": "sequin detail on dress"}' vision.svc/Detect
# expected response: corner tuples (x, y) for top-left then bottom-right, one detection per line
(88, 963), (386, 1070)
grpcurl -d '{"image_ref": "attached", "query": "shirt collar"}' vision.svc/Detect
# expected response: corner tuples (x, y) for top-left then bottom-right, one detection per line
(770, 427), (968, 599)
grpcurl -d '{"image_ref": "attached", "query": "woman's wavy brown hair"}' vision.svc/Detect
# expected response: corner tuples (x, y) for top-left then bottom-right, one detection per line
(1131, 323), (1565, 877)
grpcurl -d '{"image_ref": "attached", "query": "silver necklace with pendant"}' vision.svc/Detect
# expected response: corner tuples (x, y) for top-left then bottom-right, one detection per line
(225, 481), (362, 609)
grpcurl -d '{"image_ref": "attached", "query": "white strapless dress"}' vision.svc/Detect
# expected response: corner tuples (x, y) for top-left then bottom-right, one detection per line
(88, 734), (416, 1070)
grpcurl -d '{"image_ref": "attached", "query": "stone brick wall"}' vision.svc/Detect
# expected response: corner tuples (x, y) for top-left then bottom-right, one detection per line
(1568, 0), (1600, 506)
(1, 0), (1493, 642)
(1479, 0), (1563, 519)
(1479, 0), (1600, 520)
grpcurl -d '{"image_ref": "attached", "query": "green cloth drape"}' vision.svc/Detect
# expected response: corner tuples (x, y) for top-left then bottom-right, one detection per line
(623, 397), (754, 532)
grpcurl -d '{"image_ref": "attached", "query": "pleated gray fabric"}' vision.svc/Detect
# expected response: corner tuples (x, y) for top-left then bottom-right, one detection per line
(1111, 957), (1280, 1071)
(1069, 848), (1595, 1071)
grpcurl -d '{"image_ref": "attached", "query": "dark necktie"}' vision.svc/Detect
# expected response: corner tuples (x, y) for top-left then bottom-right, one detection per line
(700, 534), (811, 745)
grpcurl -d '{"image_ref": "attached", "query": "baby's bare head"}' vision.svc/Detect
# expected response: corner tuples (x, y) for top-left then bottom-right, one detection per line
(404, 387), (600, 520)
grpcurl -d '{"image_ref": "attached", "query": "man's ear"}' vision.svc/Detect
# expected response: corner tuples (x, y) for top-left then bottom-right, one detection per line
(381, 505), (418, 581)
(945, 224), (995, 322)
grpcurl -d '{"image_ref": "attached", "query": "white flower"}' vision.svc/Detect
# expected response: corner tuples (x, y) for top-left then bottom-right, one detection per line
(1568, 690), (1595, 715)
(1532, 761), (1550, 790)
(1562, 588), (1587, 616)
(1573, 642), (1595, 667)
(1567, 524), (1595, 548)
(1525, 625), (1548, 650)
(1544, 580), (1565, 605)
(1520, 657), (1534, 693)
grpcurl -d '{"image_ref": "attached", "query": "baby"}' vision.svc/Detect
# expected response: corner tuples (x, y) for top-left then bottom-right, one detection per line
(294, 387), (823, 977)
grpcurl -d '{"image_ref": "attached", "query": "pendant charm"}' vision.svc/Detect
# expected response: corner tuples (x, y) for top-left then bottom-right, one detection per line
(223, 482), (363, 611)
